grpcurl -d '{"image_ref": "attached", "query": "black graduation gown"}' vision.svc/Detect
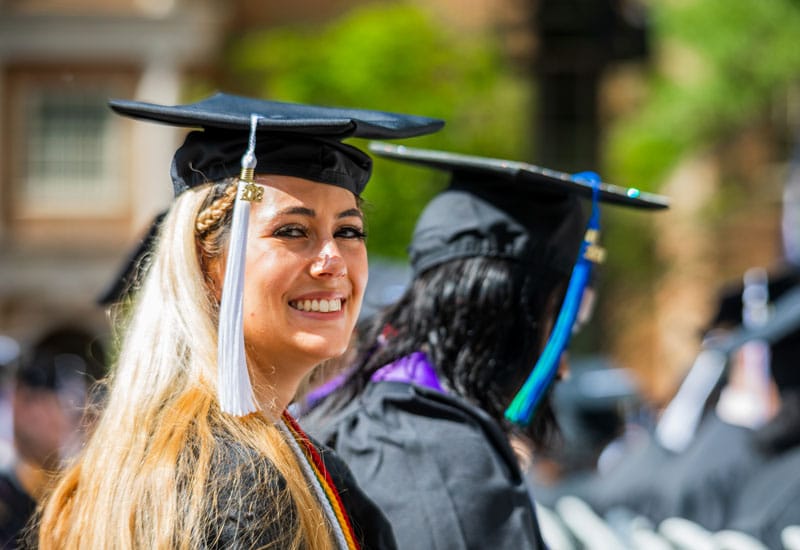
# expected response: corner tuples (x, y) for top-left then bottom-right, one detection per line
(649, 412), (765, 530)
(301, 381), (546, 550)
(555, 411), (764, 533)
(726, 445), (800, 550)
(19, 434), (395, 550)
(0, 470), (35, 549)
(206, 432), (397, 549)
(565, 431), (674, 518)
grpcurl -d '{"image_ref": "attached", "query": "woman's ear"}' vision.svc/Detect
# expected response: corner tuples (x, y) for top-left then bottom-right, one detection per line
(203, 255), (224, 303)
(196, 223), (227, 304)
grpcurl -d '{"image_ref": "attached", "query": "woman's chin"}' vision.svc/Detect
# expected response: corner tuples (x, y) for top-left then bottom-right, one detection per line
(292, 335), (350, 365)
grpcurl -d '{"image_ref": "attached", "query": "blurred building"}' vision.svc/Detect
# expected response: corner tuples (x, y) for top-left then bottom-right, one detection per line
(0, 0), (226, 342)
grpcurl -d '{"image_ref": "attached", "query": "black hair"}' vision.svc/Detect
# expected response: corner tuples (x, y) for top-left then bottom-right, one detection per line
(338, 255), (568, 446)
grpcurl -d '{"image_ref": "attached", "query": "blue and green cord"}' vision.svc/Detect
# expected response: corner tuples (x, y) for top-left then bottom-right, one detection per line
(505, 172), (605, 426)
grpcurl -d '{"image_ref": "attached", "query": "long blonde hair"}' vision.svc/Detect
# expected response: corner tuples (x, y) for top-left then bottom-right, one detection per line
(37, 182), (335, 549)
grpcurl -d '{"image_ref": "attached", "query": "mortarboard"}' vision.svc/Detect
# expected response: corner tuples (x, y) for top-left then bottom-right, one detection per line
(110, 93), (445, 196)
(709, 268), (800, 392)
(706, 265), (800, 332)
(550, 356), (639, 470)
(368, 142), (668, 277)
(96, 211), (166, 307)
(367, 142), (668, 425)
(110, 93), (444, 416)
(18, 326), (107, 390)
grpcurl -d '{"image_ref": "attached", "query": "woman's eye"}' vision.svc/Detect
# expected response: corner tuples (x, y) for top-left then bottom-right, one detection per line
(335, 226), (367, 240)
(273, 225), (308, 238)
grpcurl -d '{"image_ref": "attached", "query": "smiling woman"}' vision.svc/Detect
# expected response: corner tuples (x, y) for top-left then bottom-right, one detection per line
(28, 93), (443, 550)
(225, 175), (369, 410)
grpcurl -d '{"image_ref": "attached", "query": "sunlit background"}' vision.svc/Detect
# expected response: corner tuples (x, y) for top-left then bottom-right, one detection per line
(1, 0), (799, 410)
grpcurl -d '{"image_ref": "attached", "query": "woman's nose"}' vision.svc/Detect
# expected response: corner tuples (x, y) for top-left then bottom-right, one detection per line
(310, 242), (346, 278)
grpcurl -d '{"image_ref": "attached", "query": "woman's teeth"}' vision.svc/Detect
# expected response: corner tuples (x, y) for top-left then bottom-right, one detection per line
(290, 298), (342, 312)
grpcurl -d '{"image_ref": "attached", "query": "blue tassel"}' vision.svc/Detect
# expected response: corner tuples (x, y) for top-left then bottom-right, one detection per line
(505, 171), (602, 426)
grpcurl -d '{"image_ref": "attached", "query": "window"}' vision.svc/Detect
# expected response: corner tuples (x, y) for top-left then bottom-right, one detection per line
(5, 68), (135, 228)
(18, 89), (123, 217)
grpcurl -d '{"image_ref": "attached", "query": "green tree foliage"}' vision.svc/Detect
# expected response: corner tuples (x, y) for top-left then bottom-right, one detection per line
(607, 0), (800, 190)
(588, 0), (800, 306)
(226, 2), (531, 258)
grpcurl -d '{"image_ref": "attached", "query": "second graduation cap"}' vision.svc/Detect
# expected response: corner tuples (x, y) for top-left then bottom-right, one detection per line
(368, 142), (668, 277)
(368, 142), (669, 426)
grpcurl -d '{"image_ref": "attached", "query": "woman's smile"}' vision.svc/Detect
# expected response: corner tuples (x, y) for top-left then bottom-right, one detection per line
(289, 295), (347, 313)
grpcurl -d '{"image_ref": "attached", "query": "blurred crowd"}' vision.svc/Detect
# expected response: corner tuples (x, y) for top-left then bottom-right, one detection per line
(0, 325), (106, 548)
(526, 264), (800, 549)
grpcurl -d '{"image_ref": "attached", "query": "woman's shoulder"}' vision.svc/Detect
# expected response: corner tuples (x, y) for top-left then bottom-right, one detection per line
(307, 438), (398, 550)
(203, 431), (295, 549)
(210, 430), (277, 472)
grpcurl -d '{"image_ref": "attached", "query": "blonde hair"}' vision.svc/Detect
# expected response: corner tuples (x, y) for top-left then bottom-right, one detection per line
(37, 182), (335, 549)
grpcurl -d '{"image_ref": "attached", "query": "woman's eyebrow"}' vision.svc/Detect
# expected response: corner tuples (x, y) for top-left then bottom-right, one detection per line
(338, 208), (363, 220)
(276, 206), (316, 217)
(272, 206), (362, 220)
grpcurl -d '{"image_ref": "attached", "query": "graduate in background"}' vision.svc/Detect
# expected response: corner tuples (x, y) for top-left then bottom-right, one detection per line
(526, 356), (643, 508)
(302, 143), (667, 549)
(722, 276), (800, 548)
(551, 266), (798, 536)
(0, 325), (105, 549)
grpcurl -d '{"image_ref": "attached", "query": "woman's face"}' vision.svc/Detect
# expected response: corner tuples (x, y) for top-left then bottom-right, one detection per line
(235, 175), (368, 376)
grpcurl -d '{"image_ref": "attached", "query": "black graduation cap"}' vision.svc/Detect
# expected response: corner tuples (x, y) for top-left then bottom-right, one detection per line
(96, 211), (166, 307)
(109, 92), (445, 196)
(368, 142), (669, 276)
(706, 265), (800, 331)
(711, 269), (800, 392)
(17, 326), (107, 390)
(552, 357), (639, 462)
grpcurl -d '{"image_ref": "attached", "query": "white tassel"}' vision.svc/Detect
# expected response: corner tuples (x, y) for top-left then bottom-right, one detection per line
(217, 115), (260, 416)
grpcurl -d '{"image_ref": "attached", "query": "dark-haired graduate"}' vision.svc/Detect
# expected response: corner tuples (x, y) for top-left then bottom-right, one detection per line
(301, 143), (668, 549)
(29, 94), (443, 549)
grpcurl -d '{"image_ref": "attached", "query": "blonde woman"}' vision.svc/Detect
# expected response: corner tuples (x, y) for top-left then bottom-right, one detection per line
(30, 93), (443, 549)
